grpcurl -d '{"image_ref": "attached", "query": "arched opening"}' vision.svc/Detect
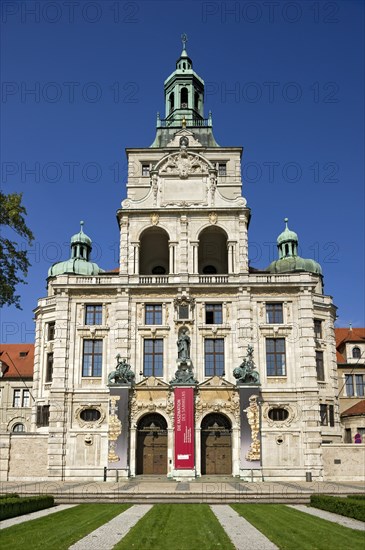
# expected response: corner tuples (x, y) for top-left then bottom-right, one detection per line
(198, 227), (228, 274)
(12, 423), (25, 432)
(136, 413), (168, 475)
(139, 227), (169, 275)
(194, 91), (199, 111)
(180, 87), (188, 108)
(352, 346), (361, 359)
(201, 413), (232, 475)
(169, 92), (174, 113)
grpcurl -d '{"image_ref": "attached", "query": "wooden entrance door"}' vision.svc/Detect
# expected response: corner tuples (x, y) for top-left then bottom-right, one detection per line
(201, 413), (232, 475)
(136, 414), (168, 475)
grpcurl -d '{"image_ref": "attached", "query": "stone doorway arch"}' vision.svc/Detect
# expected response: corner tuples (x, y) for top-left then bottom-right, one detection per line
(136, 413), (168, 475)
(201, 413), (232, 475)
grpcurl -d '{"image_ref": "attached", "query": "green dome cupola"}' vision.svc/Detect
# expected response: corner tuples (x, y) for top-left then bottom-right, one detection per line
(48, 222), (104, 277)
(267, 218), (322, 276)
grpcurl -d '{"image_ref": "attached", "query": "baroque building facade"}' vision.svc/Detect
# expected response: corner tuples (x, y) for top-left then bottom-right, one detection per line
(9, 43), (346, 481)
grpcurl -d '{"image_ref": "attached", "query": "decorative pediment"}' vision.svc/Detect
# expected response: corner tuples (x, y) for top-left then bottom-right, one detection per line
(198, 375), (235, 388)
(166, 129), (203, 148)
(156, 150), (214, 179)
(135, 376), (170, 388)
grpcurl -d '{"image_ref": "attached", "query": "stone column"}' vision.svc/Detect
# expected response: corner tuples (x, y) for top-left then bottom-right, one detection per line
(191, 241), (199, 274)
(169, 242), (175, 274)
(132, 243), (139, 275)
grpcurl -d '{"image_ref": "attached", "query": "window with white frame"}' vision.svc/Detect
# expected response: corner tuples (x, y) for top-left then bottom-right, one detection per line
(345, 374), (364, 397)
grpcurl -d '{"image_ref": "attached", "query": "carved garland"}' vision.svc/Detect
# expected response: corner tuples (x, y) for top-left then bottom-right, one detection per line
(129, 390), (174, 424)
(195, 391), (240, 423)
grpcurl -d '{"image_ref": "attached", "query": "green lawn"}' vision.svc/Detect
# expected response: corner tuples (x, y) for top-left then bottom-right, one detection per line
(113, 504), (235, 549)
(0, 503), (130, 550)
(231, 504), (365, 550)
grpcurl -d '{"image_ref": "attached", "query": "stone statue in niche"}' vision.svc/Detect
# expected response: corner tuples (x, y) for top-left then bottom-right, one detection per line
(233, 345), (260, 385)
(108, 355), (135, 385)
(177, 328), (191, 362)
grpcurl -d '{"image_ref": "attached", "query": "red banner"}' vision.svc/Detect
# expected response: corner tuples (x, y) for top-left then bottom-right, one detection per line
(174, 387), (195, 469)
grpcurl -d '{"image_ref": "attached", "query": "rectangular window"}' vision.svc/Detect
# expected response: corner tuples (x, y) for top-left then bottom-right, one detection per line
(218, 163), (227, 176)
(47, 322), (55, 341)
(344, 428), (352, 443)
(22, 390), (30, 407)
(36, 405), (50, 427)
(205, 304), (223, 325)
(85, 305), (102, 326)
(314, 319), (322, 339)
(142, 164), (150, 176)
(266, 303), (283, 324)
(266, 338), (286, 376)
(13, 389), (21, 407)
(145, 304), (162, 325)
(143, 339), (163, 377)
(316, 351), (325, 381)
(320, 403), (328, 426)
(46, 353), (54, 383)
(345, 374), (354, 397)
(82, 340), (103, 377)
(204, 338), (224, 377)
(329, 404), (335, 427)
(355, 374), (365, 397)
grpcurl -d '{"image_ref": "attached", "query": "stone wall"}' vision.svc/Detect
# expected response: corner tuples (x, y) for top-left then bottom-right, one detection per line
(322, 444), (365, 481)
(8, 434), (48, 480)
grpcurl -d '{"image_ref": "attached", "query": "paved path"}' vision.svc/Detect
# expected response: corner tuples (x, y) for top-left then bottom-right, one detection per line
(69, 504), (152, 550)
(211, 505), (278, 550)
(0, 504), (76, 529)
(289, 505), (365, 531)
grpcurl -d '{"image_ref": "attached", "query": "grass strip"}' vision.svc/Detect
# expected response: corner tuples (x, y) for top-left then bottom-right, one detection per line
(231, 504), (365, 550)
(0, 503), (130, 550)
(113, 504), (235, 549)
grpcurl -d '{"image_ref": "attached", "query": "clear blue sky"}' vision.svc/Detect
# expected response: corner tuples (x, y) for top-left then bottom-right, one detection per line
(1, 0), (364, 343)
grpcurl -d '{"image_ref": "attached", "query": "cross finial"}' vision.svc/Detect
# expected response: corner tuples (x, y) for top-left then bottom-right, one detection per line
(181, 33), (188, 50)
(80, 220), (84, 231)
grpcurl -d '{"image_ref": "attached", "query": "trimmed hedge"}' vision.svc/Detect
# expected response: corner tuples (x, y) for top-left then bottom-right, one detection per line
(0, 493), (19, 500)
(310, 494), (365, 522)
(0, 495), (54, 520)
(348, 494), (365, 501)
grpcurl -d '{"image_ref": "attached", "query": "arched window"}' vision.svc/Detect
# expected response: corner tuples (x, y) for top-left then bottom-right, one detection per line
(139, 227), (170, 275)
(180, 87), (188, 108)
(12, 423), (25, 432)
(169, 92), (174, 113)
(352, 346), (361, 359)
(198, 227), (228, 274)
(194, 91), (199, 110)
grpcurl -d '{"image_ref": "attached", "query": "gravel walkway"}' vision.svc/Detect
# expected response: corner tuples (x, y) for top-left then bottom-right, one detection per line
(1, 505), (76, 529)
(69, 504), (152, 550)
(288, 505), (365, 531)
(211, 505), (278, 550)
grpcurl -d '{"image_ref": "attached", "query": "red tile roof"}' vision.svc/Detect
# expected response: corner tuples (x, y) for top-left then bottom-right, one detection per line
(0, 344), (34, 379)
(341, 400), (365, 417)
(335, 328), (365, 364)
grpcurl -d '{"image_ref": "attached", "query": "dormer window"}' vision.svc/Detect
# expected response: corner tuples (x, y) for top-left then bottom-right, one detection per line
(352, 346), (361, 359)
(19, 351), (28, 357)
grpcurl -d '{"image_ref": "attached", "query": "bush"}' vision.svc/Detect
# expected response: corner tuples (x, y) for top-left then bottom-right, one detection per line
(347, 494), (365, 501)
(0, 495), (54, 520)
(0, 493), (19, 499)
(310, 494), (365, 522)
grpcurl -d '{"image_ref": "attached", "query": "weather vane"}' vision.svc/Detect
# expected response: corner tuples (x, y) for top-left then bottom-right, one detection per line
(181, 33), (188, 49)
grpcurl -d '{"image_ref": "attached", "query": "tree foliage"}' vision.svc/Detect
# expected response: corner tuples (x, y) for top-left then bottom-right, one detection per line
(0, 192), (34, 309)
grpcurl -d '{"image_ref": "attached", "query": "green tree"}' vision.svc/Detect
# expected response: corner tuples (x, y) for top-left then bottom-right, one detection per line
(0, 192), (34, 308)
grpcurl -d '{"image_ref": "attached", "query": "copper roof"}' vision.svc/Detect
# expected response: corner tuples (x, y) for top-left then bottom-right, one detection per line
(0, 344), (34, 379)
